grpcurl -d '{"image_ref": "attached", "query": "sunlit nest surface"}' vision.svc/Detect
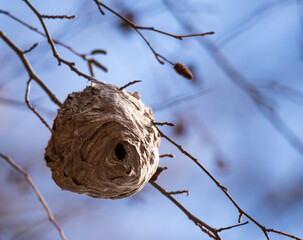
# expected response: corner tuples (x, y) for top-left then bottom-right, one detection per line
(45, 82), (161, 199)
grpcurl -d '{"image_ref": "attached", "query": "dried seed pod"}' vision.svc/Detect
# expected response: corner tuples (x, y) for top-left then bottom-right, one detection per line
(45, 82), (161, 199)
(174, 62), (193, 80)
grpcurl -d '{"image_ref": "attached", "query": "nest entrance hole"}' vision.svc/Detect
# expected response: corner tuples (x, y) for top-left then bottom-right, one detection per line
(115, 143), (126, 160)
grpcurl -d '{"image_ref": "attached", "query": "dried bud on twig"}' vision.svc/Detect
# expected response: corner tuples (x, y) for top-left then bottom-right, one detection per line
(174, 62), (193, 80)
(45, 82), (161, 199)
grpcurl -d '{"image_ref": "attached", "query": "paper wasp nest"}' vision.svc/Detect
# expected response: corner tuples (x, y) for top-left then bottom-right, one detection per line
(45, 82), (161, 199)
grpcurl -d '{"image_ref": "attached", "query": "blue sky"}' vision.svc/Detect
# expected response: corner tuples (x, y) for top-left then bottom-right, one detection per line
(1, 0), (303, 239)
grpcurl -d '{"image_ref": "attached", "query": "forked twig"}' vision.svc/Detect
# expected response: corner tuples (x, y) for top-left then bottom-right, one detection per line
(0, 9), (107, 75)
(0, 30), (62, 107)
(163, 0), (303, 157)
(0, 153), (67, 240)
(94, 0), (214, 65)
(150, 181), (220, 240)
(23, 0), (99, 82)
(156, 125), (302, 240)
(167, 190), (189, 196)
(23, 0), (60, 65)
(95, 1), (214, 39)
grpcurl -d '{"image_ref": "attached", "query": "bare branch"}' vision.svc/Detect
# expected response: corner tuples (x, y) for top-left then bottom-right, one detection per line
(167, 190), (189, 196)
(41, 14), (77, 19)
(217, 221), (249, 232)
(94, 1), (213, 65)
(25, 79), (52, 131)
(23, 42), (38, 54)
(23, 0), (99, 82)
(94, 1), (214, 39)
(23, 0), (61, 65)
(163, 0), (303, 157)
(159, 153), (175, 158)
(156, 125), (273, 239)
(135, 28), (174, 65)
(0, 153), (67, 240)
(0, 9), (107, 75)
(0, 10), (83, 57)
(153, 122), (175, 127)
(150, 167), (168, 182)
(150, 181), (220, 240)
(1, 2), (301, 240)
(266, 229), (302, 240)
(119, 80), (142, 90)
(88, 60), (95, 77)
(0, 29), (62, 107)
(90, 49), (107, 55)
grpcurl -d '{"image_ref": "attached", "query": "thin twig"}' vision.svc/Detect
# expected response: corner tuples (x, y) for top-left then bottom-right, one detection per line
(217, 221), (249, 232)
(238, 212), (243, 223)
(134, 28), (174, 65)
(0, 30), (62, 107)
(0, 9), (104, 68)
(156, 126), (228, 191)
(23, 0), (99, 82)
(41, 14), (77, 19)
(159, 153), (175, 158)
(167, 190), (189, 196)
(150, 181), (220, 240)
(163, 0), (303, 158)
(155, 125), (271, 240)
(95, 1), (214, 39)
(0, 10), (83, 57)
(90, 59), (108, 72)
(0, 153), (67, 240)
(150, 166), (167, 182)
(23, 0), (61, 65)
(23, 42), (38, 54)
(266, 229), (302, 240)
(94, 1), (213, 65)
(154, 121), (175, 126)
(96, 2), (105, 15)
(25, 79), (52, 131)
(88, 60), (95, 77)
(119, 80), (142, 90)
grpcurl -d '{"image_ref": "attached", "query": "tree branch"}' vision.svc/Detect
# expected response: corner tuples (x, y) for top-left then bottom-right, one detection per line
(0, 153), (67, 240)
(155, 125), (273, 239)
(94, 0), (214, 65)
(25, 78), (52, 131)
(22, 0), (99, 82)
(0, 29), (62, 107)
(150, 181), (220, 240)
(0, 9), (107, 72)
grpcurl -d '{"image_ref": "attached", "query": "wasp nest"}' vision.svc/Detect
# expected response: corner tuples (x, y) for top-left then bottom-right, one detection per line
(45, 82), (161, 199)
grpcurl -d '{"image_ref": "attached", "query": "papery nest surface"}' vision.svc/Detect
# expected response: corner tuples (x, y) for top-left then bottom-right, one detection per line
(45, 82), (161, 199)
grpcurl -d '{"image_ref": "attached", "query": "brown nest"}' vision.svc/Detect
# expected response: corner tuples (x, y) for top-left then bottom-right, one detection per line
(45, 82), (161, 199)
